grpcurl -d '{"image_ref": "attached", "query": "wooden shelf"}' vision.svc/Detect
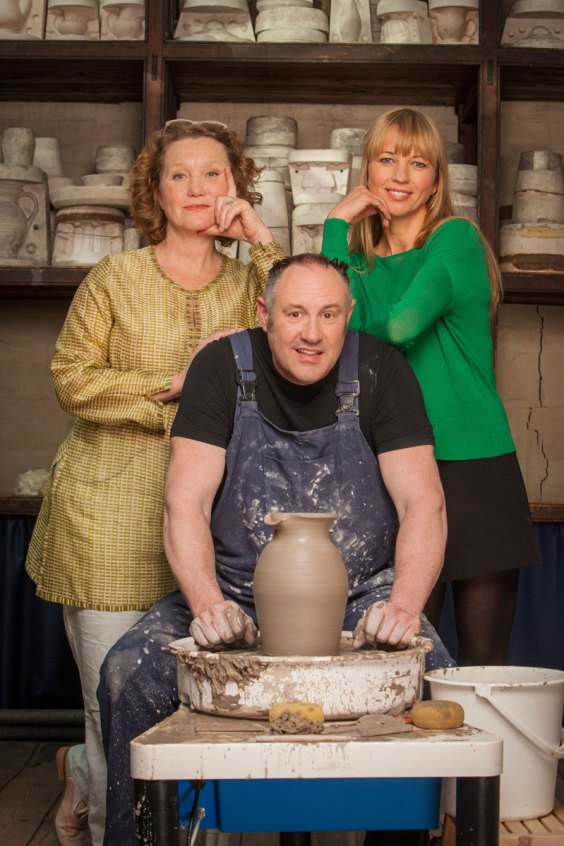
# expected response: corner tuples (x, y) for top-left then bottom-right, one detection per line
(2, 495), (560, 522)
(3, 269), (564, 302)
(164, 43), (481, 106)
(0, 496), (43, 516)
(0, 267), (85, 298)
(499, 48), (564, 102)
(502, 273), (564, 306)
(0, 49), (146, 102)
(530, 503), (564, 523)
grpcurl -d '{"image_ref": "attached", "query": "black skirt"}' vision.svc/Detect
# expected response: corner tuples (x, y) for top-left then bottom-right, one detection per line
(437, 452), (540, 582)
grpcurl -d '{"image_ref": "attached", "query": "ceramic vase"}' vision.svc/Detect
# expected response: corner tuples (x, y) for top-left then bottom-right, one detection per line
(253, 511), (349, 657)
(95, 144), (136, 173)
(100, 0), (145, 39)
(32, 136), (64, 176)
(47, 0), (99, 38)
(2, 126), (35, 167)
(0, 179), (39, 259)
(0, 0), (32, 31)
(246, 115), (297, 148)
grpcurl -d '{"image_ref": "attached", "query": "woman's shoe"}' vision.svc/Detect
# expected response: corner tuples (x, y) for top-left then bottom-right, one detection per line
(54, 747), (89, 845)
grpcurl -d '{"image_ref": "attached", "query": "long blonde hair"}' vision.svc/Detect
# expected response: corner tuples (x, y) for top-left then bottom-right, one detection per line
(350, 108), (502, 312)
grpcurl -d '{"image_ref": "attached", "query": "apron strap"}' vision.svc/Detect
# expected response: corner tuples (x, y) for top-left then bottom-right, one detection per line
(229, 330), (360, 418)
(335, 330), (360, 416)
(228, 331), (258, 420)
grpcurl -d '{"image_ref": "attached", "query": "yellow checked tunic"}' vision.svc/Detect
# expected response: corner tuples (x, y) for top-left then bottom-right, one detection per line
(26, 242), (284, 611)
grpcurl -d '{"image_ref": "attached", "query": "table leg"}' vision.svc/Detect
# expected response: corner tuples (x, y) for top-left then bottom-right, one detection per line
(279, 833), (311, 846)
(456, 776), (500, 846)
(134, 778), (179, 846)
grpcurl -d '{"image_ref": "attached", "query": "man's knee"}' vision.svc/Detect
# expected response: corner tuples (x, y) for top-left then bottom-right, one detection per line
(100, 638), (147, 706)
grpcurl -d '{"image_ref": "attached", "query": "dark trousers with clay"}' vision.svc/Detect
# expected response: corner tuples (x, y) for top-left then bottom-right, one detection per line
(98, 583), (452, 846)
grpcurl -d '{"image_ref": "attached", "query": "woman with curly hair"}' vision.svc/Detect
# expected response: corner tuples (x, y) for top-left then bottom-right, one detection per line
(25, 119), (284, 846)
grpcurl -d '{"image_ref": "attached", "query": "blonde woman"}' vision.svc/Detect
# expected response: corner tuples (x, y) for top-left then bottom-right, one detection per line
(322, 107), (539, 669)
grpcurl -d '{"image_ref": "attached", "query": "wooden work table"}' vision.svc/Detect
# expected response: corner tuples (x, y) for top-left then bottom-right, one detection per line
(131, 706), (503, 846)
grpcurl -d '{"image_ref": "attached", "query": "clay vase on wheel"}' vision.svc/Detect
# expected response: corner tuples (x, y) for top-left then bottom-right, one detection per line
(253, 511), (349, 656)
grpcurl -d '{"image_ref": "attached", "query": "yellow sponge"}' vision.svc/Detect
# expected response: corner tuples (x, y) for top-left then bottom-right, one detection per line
(411, 699), (464, 730)
(268, 701), (325, 734)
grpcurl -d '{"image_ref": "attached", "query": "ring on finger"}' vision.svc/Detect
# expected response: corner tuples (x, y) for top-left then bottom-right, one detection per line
(225, 199), (234, 206)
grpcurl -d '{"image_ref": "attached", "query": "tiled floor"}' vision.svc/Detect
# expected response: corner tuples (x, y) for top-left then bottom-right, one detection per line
(1, 739), (563, 846)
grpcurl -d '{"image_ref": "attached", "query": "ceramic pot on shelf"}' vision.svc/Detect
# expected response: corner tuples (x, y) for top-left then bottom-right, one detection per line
(0, 0), (32, 31)
(0, 179), (39, 260)
(253, 511), (349, 657)
(2, 126), (34, 167)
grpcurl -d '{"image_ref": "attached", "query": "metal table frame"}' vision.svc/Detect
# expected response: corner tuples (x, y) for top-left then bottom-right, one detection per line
(131, 708), (502, 846)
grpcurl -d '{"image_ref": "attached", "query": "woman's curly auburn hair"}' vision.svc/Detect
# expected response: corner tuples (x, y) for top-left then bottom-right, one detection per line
(129, 121), (262, 246)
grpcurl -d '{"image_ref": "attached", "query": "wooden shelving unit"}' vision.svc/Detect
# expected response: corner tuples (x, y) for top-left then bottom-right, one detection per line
(1, 0), (563, 516)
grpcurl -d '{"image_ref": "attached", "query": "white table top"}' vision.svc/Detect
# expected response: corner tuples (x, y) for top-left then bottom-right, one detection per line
(131, 707), (503, 782)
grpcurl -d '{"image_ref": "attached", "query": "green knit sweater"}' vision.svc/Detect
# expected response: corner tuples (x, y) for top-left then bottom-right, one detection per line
(321, 216), (515, 460)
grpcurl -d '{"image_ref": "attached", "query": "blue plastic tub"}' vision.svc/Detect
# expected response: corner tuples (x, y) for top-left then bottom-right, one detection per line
(179, 777), (441, 832)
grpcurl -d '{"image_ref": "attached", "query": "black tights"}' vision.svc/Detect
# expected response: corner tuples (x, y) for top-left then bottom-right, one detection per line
(424, 570), (520, 666)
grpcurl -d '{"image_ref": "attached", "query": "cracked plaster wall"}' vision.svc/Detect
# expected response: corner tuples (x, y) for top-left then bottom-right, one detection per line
(496, 304), (564, 503)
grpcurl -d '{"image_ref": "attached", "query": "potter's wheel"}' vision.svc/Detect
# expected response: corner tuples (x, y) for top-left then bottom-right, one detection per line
(169, 633), (432, 720)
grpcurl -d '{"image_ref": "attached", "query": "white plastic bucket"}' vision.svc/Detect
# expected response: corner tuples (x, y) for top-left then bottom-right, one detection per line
(425, 666), (564, 820)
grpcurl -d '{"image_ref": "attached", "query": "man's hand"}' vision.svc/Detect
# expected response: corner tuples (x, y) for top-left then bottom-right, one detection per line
(189, 599), (257, 648)
(352, 600), (421, 650)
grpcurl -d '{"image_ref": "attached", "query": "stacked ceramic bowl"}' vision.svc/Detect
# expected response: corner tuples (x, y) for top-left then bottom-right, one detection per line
(240, 115), (296, 260)
(449, 163), (478, 222)
(173, 0), (255, 42)
(255, 0), (329, 42)
(50, 143), (135, 266)
(500, 150), (564, 273)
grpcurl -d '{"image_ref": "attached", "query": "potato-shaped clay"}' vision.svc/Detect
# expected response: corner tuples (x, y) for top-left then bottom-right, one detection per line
(411, 699), (464, 730)
(268, 701), (324, 723)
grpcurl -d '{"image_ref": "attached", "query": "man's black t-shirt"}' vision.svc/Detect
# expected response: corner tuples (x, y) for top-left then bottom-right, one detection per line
(172, 329), (434, 457)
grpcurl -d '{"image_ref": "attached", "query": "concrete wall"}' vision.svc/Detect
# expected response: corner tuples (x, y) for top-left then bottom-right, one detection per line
(0, 299), (72, 493)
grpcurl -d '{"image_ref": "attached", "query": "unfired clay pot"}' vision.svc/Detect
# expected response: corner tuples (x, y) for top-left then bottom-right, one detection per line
(2, 126), (34, 167)
(0, 178), (38, 259)
(253, 511), (349, 657)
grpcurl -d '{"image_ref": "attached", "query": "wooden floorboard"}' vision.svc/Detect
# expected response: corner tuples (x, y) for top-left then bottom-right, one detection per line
(0, 742), (61, 846)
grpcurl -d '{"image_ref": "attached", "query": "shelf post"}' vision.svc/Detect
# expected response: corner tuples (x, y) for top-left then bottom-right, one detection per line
(143, 0), (176, 139)
(477, 1), (501, 253)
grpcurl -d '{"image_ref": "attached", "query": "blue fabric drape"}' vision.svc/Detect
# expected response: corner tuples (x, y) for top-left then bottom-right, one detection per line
(0, 514), (82, 708)
(438, 523), (564, 670)
(1, 516), (563, 708)
(510, 523), (564, 669)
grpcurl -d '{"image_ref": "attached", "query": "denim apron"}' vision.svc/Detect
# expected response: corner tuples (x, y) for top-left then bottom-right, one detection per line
(99, 329), (453, 846)
(211, 329), (399, 626)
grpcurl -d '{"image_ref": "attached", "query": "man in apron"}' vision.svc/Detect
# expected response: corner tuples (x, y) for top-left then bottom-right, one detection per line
(98, 253), (452, 846)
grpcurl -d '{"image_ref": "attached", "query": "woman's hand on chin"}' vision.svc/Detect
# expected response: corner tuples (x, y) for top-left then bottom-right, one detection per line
(200, 166), (274, 245)
(327, 185), (391, 228)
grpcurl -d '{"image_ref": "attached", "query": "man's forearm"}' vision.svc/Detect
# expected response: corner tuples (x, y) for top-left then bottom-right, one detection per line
(389, 499), (446, 617)
(163, 504), (224, 616)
